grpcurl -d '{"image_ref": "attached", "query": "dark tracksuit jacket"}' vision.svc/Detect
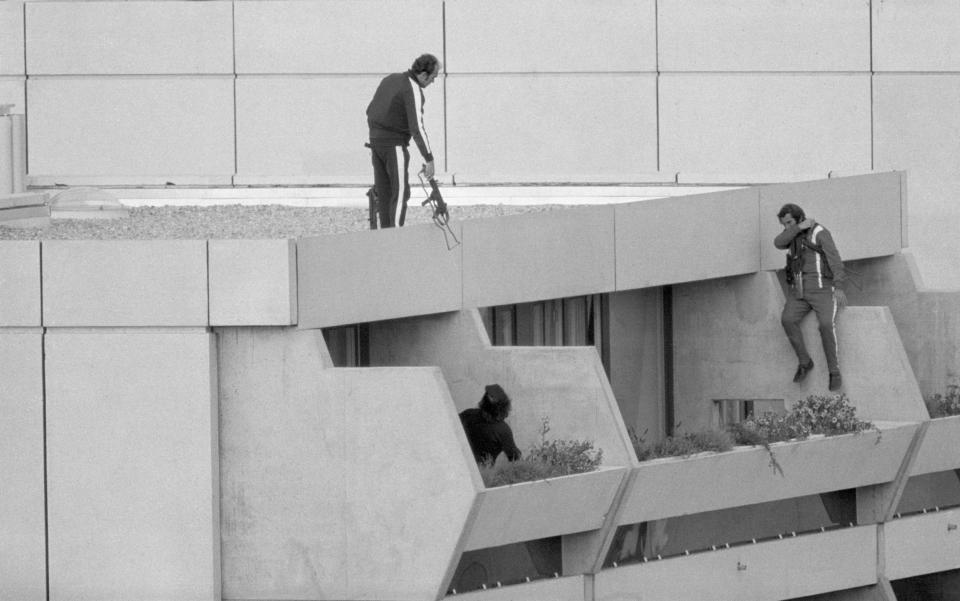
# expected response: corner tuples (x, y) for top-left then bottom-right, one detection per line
(775, 222), (846, 374)
(458, 408), (522, 464)
(366, 70), (434, 227)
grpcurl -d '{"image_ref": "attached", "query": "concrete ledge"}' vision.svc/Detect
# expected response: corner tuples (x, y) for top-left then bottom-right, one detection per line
(0, 203), (50, 228)
(463, 206), (615, 308)
(884, 507), (960, 580)
(0, 240), (40, 326)
(595, 525), (877, 601)
(209, 238), (297, 326)
(0, 191), (48, 209)
(448, 574), (585, 600)
(759, 172), (905, 270)
(615, 188), (760, 290)
(42, 240), (208, 326)
(297, 223), (462, 328)
(616, 422), (918, 526)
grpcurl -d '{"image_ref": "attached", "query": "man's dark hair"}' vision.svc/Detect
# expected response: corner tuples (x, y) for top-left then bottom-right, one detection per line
(479, 384), (511, 422)
(777, 203), (805, 222)
(411, 53), (439, 76)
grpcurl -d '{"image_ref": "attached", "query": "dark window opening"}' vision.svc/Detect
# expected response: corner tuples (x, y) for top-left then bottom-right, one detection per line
(603, 489), (858, 568)
(448, 536), (562, 595)
(321, 324), (369, 367)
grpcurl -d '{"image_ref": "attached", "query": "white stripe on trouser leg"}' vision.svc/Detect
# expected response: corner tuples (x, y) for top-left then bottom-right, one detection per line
(393, 146), (404, 226)
(831, 291), (839, 370)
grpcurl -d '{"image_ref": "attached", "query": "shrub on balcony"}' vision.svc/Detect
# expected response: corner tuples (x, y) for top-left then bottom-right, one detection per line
(790, 393), (874, 435)
(729, 412), (810, 446)
(479, 418), (603, 487)
(630, 427), (735, 461)
(730, 393), (873, 445)
(925, 384), (960, 418)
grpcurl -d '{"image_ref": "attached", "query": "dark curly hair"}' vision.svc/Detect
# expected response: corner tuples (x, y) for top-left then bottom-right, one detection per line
(777, 203), (805, 222)
(410, 53), (440, 77)
(479, 384), (511, 422)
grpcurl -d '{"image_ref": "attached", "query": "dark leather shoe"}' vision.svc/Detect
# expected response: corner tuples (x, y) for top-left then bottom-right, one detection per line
(829, 372), (842, 391)
(793, 360), (814, 383)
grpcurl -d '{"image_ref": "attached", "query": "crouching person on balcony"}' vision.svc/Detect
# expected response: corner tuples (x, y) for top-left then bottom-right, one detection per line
(459, 384), (522, 464)
(775, 203), (847, 392)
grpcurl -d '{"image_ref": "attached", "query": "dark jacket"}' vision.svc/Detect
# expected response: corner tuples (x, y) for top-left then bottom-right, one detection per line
(774, 221), (845, 294)
(366, 70), (434, 162)
(459, 408), (522, 464)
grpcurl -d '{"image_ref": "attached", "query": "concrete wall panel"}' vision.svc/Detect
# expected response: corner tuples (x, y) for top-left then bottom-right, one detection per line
(595, 526), (877, 601)
(445, 0), (655, 73)
(463, 206), (615, 308)
(910, 415), (960, 477)
(235, 0), (442, 74)
(875, 75), (960, 176)
(844, 253), (959, 399)
(25, 2), (232, 74)
(218, 327), (346, 600)
(42, 240), (208, 327)
(0, 241), (40, 326)
(615, 188), (760, 290)
(369, 310), (635, 466)
(0, 329), (45, 601)
(885, 509), (960, 580)
(661, 74), (871, 180)
(446, 74), (658, 181)
(27, 77), (234, 182)
(759, 173), (905, 270)
(873, 1), (960, 71)
(45, 328), (219, 601)
(672, 272), (926, 433)
(0, 76), (25, 113)
(874, 75), (960, 282)
(235, 75), (444, 180)
(0, 3), (24, 76)
(297, 223), (462, 328)
(659, 0), (869, 71)
(219, 327), (476, 601)
(209, 239), (297, 326)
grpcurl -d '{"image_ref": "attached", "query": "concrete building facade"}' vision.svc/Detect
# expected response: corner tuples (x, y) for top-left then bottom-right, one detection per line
(4, 173), (960, 600)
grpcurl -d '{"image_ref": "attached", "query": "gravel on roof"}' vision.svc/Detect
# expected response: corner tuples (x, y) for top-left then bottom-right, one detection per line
(0, 204), (568, 240)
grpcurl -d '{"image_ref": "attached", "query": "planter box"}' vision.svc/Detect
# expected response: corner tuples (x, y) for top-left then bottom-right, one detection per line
(617, 422), (918, 525)
(885, 507), (960, 580)
(464, 466), (628, 551)
(910, 415), (960, 476)
(595, 525), (877, 601)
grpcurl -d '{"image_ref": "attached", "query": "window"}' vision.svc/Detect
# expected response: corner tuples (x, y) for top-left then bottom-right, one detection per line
(485, 294), (604, 353)
(322, 324), (369, 367)
(713, 398), (785, 429)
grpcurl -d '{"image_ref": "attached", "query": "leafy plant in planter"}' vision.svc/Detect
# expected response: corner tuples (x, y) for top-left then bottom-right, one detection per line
(730, 393), (873, 445)
(790, 393), (874, 435)
(730, 393), (875, 476)
(926, 384), (960, 418)
(728, 412), (810, 446)
(631, 427), (734, 461)
(479, 418), (603, 487)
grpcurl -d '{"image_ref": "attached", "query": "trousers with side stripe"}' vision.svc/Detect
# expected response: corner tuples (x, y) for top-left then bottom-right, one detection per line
(781, 284), (841, 375)
(370, 143), (410, 228)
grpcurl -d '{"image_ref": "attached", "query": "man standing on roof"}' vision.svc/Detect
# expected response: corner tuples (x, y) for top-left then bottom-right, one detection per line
(775, 203), (847, 392)
(366, 53), (440, 228)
